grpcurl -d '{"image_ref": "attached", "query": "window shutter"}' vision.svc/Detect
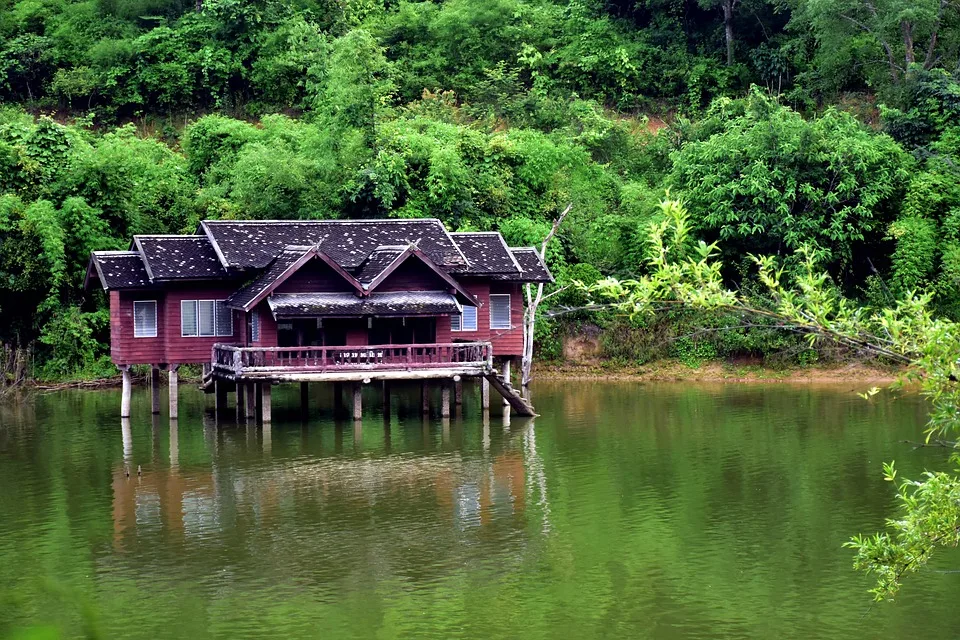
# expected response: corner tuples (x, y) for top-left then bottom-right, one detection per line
(215, 301), (233, 336)
(198, 300), (216, 336)
(250, 310), (261, 342)
(181, 300), (198, 337)
(451, 312), (461, 332)
(489, 295), (511, 330)
(462, 306), (478, 331)
(133, 301), (157, 338)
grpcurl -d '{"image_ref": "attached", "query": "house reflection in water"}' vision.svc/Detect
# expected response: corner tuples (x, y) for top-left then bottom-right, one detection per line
(111, 418), (550, 547)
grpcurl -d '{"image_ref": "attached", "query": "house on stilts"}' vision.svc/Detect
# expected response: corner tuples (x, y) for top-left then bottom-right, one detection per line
(85, 219), (552, 421)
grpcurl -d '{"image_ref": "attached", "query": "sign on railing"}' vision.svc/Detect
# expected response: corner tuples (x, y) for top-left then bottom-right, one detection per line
(212, 342), (492, 375)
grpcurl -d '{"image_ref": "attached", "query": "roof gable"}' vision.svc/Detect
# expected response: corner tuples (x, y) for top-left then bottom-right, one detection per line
(225, 246), (364, 311)
(201, 219), (469, 271)
(364, 245), (478, 306)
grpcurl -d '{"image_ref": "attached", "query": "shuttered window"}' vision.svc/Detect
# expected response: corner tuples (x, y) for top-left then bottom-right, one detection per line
(215, 301), (233, 336)
(452, 305), (478, 332)
(250, 310), (260, 343)
(181, 300), (198, 337)
(133, 301), (157, 338)
(489, 294), (511, 330)
(198, 300), (216, 336)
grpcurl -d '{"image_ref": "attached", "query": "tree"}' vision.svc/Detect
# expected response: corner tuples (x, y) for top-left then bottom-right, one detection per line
(591, 197), (960, 601)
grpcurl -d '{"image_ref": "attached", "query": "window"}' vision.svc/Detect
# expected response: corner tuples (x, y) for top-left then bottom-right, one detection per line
(133, 301), (157, 338)
(451, 305), (478, 332)
(489, 294), (511, 330)
(181, 300), (233, 338)
(250, 310), (261, 343)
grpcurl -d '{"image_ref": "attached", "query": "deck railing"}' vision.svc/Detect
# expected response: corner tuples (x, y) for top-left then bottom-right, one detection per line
(212, 342), (493, 377)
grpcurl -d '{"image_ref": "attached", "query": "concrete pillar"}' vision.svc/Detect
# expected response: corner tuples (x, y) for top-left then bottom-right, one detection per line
(168, 366), (179, 420)
(352, 383), (362, 420)
(120, 367), (132, 418)
(502, 358), (511, 407)
(421, 382), (430, 415)
(454, 379), (463, 405)
(261, 382), (272, 423)
(245, 381), (256, 420)
(237, 382), (246, 419)
(441, 383), (451, 418)
(150, 366), (161, 414)
(481, 377), (490, 411)
(215, 379), (229, 415)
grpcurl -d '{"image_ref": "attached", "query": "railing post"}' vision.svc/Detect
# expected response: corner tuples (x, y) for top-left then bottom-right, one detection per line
(233, 349), (241, 376)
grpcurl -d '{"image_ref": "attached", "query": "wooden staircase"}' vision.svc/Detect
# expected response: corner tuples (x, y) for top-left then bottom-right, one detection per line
(484, 369), (537, 417)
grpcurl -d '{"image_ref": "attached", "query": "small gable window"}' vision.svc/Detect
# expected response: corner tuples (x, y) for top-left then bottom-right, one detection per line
(133, 301), (157, 338)
(489, 294), (511, 330)
(451, 305), (478, 332)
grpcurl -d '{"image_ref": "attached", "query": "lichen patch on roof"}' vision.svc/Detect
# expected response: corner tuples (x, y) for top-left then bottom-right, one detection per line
(135, 235), (226, 280)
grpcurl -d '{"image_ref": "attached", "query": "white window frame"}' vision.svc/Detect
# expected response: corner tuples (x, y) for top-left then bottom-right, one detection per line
(198, 300), (216, 337)
(489, 294), (511, 330)
(181, 300), (198, 337)
(133, 300), (158, 338)
(452, 305), (478, 332)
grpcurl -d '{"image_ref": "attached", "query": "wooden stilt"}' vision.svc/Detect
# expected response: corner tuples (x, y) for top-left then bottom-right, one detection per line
(120, 366), (132, 418)
(441, 383), (451, 418)
(168, 365), (179, 420)
(261, 382), (272, 423)
(454, 379), (463, 405)
(300, 381), (309, 418)
(255, 383), (264, 421)
(150, 366), (161, 414)
(421, 381), (430, 414)
(382, 381), (391, 419)
(352, 383), (362, 420)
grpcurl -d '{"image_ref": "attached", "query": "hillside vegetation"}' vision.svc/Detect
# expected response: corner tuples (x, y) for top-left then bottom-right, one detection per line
(2, 0), (960, 379)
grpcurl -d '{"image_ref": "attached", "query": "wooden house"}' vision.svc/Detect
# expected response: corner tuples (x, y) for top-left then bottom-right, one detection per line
(86, 219), (552, 419)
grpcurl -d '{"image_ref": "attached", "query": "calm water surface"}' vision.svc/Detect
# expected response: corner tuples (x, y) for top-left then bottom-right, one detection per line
(1, 380), (957, 638)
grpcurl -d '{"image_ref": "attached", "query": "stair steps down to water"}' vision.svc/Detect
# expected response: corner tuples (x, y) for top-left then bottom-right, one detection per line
(484, 368), (537, 417)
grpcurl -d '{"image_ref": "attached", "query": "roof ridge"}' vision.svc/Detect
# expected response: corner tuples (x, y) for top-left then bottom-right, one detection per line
(204, 218), (445, 225)
(133, 234), (205, 238)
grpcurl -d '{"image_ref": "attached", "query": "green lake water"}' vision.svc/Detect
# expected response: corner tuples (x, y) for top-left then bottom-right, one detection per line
(1, 380), (957, 638)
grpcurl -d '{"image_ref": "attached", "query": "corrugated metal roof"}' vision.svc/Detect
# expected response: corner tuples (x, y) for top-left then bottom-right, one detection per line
(268, 291), (461, 317)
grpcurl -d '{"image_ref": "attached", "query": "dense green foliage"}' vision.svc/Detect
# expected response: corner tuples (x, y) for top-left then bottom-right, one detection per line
(3, 0), (960, 379)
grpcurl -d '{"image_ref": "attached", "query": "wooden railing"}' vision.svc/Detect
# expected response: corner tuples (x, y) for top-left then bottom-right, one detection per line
(212, 342), (493, 376)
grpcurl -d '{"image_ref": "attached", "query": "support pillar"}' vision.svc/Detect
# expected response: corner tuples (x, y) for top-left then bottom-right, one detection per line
(300, 382), (309, 419)
(215, 379), (229, 415)
(120, 366), (132, 418)
(261, 382), (272, 423)
(421, 382), (430, 415)
(237, 382), (247, 419)
(381, 381), (391, 420)
(150, 366), (161, 414)
(245, 381), (256, 420)
(255, 383), (264, 421)
(168, 365), (179, 420)
(502, 358), (511, 407)
(481, 377), (490, 411)
(454, 379), (463, 405)
(333, 382), (343, 417)
(441, 382), (451, 418)
(352, 383), (363, 420)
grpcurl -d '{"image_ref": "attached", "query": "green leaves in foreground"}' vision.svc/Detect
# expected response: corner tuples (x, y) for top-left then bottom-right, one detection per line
(590, 197), (960, 601)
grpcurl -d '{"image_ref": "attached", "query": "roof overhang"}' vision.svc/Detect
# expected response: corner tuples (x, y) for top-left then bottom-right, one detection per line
(267, 291), (462, 318)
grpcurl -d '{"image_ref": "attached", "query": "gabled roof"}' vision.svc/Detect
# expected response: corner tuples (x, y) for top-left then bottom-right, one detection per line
(268, 292), (461, 318)
(86, 251), (153, 290)
(353, 246), (406, 285)
(200, 219), (469, 271)
(450, 232), (523, 276)
(225, 245), (364, 312)
(498, 248), (554, 283)
(133, 235), (227, 281)
(362, 244), (479, 306)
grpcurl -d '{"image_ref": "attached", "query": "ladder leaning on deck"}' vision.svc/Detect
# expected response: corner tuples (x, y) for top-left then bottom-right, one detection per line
(484, 368), (537, 417)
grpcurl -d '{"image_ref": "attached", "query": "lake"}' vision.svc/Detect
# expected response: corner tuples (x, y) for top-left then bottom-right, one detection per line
(0, 380), (955, 638)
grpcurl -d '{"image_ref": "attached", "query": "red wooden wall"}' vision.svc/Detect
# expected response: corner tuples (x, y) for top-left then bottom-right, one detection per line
(275, 259), (357, 294)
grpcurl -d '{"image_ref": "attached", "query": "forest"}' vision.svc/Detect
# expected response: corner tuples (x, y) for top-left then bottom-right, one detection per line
(2, 0), (960, 380)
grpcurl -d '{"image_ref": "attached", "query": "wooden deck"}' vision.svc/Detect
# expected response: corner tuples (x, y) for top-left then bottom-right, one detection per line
(211, 342), (494, 382)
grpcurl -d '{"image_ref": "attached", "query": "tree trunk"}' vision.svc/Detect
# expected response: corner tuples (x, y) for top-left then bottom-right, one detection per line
(722, 0), (735, 66)
(902, 20), (915, 67)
